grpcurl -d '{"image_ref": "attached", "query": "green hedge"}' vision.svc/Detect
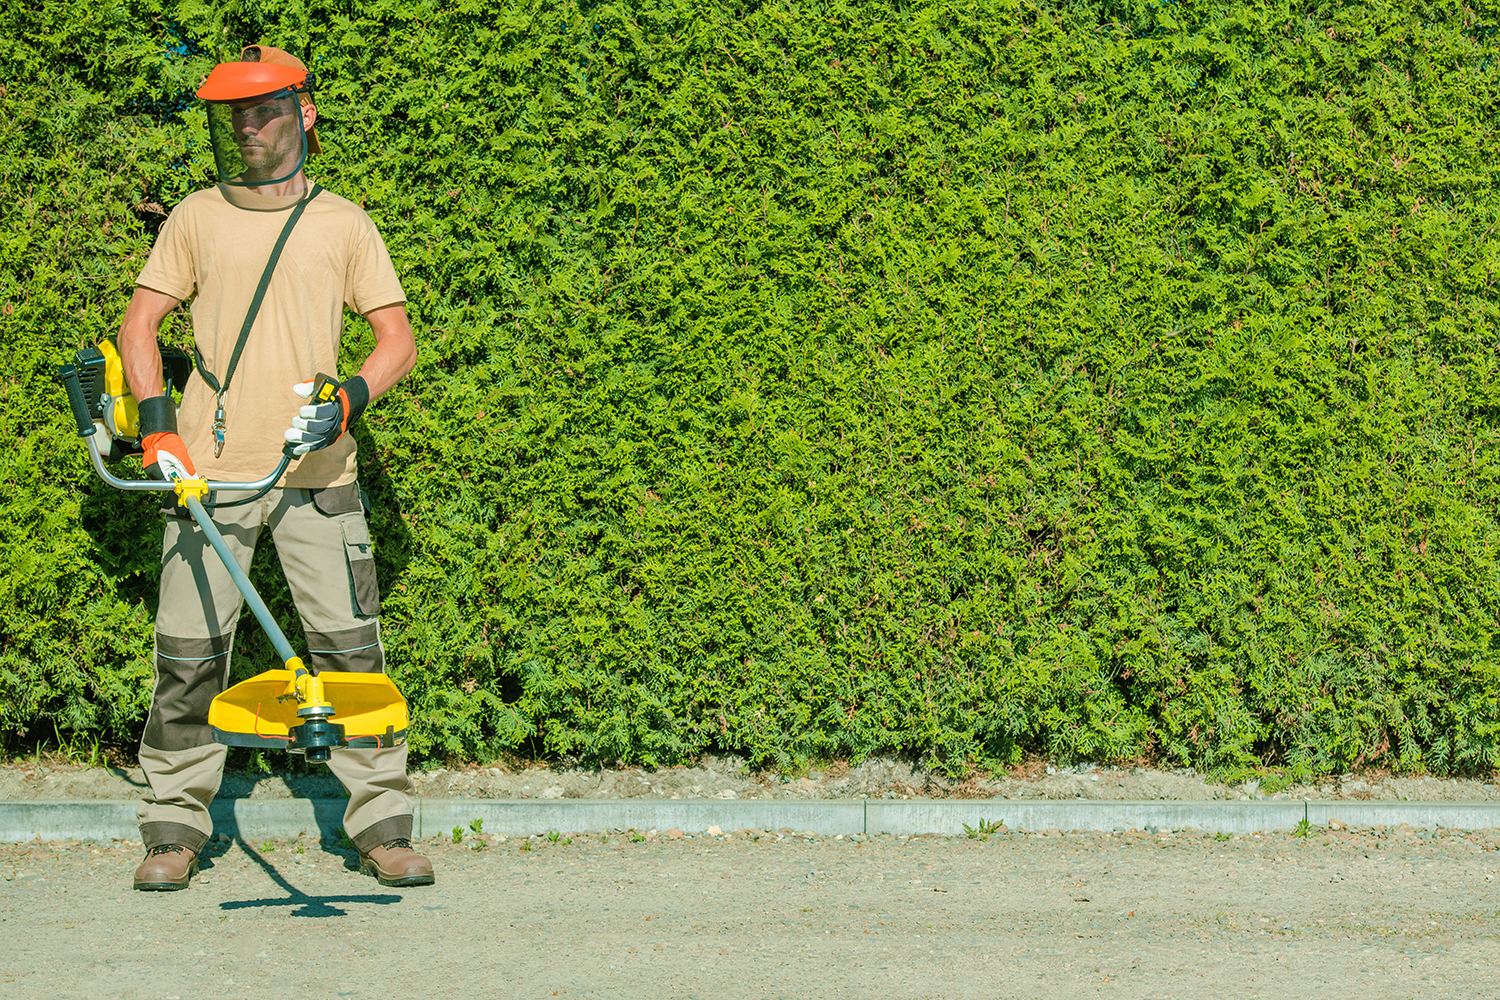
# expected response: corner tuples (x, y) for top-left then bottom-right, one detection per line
(5, 0), (1500, 776)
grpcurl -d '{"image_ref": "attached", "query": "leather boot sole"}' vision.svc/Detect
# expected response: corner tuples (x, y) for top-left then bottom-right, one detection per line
(133, 856), (199, 892)
(359, 856), (435, 887)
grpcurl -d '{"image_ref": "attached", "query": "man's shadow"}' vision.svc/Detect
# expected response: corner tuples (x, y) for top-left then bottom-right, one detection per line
(211, 836), (402, 918)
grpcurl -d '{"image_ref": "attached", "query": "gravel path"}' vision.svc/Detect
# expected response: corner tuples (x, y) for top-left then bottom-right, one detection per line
(3, 826), (1496, 998)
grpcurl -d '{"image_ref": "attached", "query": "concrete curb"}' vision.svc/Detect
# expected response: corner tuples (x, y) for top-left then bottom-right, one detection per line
(0, 801), (140, 843)
(419, 798), (867, 838)
(4, 798), (1500, 843)
(867, 800), (1303, 835)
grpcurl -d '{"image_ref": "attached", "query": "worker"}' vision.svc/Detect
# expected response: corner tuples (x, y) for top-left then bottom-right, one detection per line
(117, 44), (431, 891)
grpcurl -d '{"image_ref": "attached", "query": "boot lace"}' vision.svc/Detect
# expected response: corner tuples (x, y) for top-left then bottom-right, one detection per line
(146, 844), (187, 858)
(379, 837), (414, 851)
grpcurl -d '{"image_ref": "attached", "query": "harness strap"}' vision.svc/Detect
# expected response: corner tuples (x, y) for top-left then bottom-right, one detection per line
(194, 183), (323, 396)
(194, 184), (322, 458)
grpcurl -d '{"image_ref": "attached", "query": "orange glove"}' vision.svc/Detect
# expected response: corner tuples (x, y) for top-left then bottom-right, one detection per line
(143, 432), (195, 481)
(139, 396), (196, 481)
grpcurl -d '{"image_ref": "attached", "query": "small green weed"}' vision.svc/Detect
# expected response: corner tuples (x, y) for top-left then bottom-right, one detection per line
(631, 832), (646, 843)
(55, 729), (102, 768)
(1293, 801), (1313, 839)
(963, 818), (1004, 841)
(470, 817), (484, 835)
(452, 825), (465, 844)
(333, 827), (354, 850)
(1214, 831), (1232, 842)
(546, 830), (570, 845)
(519, 839), (533, 852)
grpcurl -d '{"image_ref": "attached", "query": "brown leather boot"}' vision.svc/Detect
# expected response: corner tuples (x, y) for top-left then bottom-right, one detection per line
(360, 837), (435, 887)
(133, 844), (198, 891)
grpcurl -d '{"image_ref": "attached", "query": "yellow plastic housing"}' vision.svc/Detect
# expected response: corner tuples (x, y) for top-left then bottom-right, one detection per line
(97, 339), (140, 440)
(208, 669), (409, 750)
(173, 478), (211, 503)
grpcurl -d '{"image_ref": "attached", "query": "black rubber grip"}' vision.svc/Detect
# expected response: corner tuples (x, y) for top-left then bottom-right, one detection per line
(57, 365), (97, 438)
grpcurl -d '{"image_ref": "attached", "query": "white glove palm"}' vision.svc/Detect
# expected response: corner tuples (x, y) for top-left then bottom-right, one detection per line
(154, 449), (195, 481)
(283, 378), (343, 456)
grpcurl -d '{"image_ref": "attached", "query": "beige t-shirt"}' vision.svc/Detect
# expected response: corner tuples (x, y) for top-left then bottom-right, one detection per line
(135, 183), (406, 488)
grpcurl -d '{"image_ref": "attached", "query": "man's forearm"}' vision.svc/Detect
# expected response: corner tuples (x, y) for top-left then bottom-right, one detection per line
(118, 287), (182, 400)
(354, 303), (417, 400)
(120, 327), (165, 401)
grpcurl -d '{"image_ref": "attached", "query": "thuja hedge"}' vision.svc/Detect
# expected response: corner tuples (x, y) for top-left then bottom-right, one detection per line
(5, 0), (1500, 775)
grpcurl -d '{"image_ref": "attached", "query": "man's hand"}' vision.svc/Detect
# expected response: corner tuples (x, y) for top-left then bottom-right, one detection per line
(283, 374), (369, 455)
(282, 304), (410, 457)
(139, 395), (196, 480)
(143, 433), (196, 481)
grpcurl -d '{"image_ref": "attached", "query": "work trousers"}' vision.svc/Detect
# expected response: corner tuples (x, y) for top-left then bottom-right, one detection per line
(138, 482), (414, 855)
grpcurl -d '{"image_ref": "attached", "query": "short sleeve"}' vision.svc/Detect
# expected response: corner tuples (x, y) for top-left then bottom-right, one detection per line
(345, 217), (406, 315)
(135, 205), (197, 302)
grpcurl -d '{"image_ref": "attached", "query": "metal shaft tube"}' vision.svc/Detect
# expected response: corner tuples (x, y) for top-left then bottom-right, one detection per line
(181, 494), (301, 668)
(84, 434), (289, 493)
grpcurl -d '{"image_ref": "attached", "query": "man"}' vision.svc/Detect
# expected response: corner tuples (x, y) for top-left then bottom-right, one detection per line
(118, 44), (431, 891)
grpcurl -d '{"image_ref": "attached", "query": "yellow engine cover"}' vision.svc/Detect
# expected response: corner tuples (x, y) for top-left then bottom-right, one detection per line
(209, 669), (409, 750)
(97, 339), (141, 440)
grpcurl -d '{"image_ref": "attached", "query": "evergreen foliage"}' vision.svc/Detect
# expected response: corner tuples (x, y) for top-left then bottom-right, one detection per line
(5, 0), (1500, 776)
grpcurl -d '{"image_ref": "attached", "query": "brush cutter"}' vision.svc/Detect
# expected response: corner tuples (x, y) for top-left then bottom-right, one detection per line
(58, 343), (408, 762)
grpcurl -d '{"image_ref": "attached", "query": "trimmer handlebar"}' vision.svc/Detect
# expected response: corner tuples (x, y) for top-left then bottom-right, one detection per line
(57, 363), (289, 493)
(58, 363), (97, 439)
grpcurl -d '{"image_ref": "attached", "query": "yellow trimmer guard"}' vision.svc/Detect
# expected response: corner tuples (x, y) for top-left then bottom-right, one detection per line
(208, 669), (409, 750)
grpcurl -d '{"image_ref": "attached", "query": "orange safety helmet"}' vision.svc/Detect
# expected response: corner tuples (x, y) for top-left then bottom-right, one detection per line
(196, 61), (308, 101)
(196, 45), (320, 188)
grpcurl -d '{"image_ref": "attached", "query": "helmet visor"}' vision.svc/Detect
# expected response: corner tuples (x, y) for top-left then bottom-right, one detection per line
(205, 90), (307, 187)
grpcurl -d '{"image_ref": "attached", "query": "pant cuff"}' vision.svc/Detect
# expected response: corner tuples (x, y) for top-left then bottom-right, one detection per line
(349, 814), (413, 854)
(141, 820), (211, 854)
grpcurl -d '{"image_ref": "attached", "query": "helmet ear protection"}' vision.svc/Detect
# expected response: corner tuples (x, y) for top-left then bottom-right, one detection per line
(196, 47), (318, 187)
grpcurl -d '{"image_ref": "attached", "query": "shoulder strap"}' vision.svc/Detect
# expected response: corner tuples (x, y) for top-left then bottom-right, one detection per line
(195, 184), (323, 395)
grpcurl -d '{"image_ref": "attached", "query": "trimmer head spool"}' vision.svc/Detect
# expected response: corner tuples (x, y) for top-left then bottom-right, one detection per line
(289, 716), (347, 762)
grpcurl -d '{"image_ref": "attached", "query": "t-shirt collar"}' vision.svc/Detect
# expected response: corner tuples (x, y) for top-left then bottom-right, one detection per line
(217, 182), (313, 212)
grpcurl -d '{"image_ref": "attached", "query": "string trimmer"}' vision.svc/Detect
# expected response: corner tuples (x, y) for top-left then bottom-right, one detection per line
(58, 342), (408, 761)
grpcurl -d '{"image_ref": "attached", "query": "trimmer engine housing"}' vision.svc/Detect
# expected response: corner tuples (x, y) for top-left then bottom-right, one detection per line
(72, 339), (192, 460)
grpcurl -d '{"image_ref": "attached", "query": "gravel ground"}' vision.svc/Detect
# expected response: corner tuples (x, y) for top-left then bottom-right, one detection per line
(3, 755), (1497, 803)
(3, 825), (1497, 999)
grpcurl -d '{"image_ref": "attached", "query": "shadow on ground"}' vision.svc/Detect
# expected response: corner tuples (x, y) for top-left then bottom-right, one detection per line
(215, 838), (401, 918)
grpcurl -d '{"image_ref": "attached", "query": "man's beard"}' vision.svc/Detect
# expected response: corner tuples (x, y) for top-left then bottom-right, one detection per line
(240, 142), (285, 177)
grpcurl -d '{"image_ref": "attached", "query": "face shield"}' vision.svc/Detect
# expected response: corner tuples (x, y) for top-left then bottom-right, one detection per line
(205, 90), (307, 186)
(196, 61), (316, 188)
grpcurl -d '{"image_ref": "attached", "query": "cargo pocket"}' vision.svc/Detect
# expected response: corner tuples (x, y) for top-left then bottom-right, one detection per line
(312, 482), (363, 516)
(341, 517), (382, 616)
